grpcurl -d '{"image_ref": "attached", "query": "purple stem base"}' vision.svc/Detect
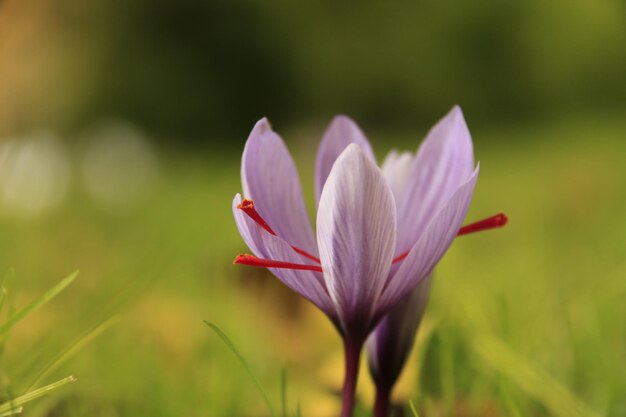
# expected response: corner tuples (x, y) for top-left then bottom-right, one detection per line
(373, 384), (392, 417)
(340, 339), (364, 417)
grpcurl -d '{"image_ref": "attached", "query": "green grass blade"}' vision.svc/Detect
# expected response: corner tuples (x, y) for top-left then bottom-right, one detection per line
(0, 376), (76, 414)
(0, 407), (23, 416)
(408, 400), (420, 417)
(0, 268), (13, 356)
(499, 385), (524, 417)
(0, 271), (78, 336)
(0, 268), (14, 315)
(28, 316), (118, 390)
(439, 331), (456, 416)
(204, 321), (277, 417)
(280, 365), (287, 417)
(0, 287), (8, 320)
(473, 334), (600, 417)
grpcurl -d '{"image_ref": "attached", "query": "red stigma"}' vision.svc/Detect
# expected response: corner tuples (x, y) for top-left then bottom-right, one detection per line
(234, 254), (323, 273)
(237, 198), (321, 263)
(392, 252), (409, 264)
(238, 199), (276, 235)
(392, 212), (508, 264)
(457, 212), (508, 236)
(291, 247), (322, 263)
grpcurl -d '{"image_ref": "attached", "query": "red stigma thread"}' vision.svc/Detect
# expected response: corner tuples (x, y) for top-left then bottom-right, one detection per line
(234, 254), (323, 272)
(392, 212), (508, 264)
(457, 212), (508, 236)
(237, 199), (321, 263)
(238, 199), (275, 235)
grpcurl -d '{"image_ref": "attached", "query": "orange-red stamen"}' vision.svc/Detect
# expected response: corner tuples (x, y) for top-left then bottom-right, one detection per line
(457, 212), (508, 236)
(234, 254), (323, 272)
(291, 247), (321, 263)
(392, 212), (508, 264)
(237, 199), (321, 263)
(238, 199), (275, 235)
(392, 252), (410, 264)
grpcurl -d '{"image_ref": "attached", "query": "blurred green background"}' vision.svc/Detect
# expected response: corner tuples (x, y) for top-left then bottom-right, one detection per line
(0, 0), (624, 416)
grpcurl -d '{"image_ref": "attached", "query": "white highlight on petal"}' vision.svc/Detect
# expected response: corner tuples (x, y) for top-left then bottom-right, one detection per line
(381, 149), (414, 209)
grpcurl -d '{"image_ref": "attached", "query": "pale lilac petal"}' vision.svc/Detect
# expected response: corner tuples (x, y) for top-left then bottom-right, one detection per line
(378, 166), (479, 312)
(233, 194), (335, 317)
(367, 275), (432, 386)
(315, 115), (376, 205)
(242, 119), (317, 255)
(381, 150), (414, 209)
(316, 144), (396, 336)
(395, 106), (475, 256)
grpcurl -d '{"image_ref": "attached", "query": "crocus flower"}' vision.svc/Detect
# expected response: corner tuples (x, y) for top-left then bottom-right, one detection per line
(233, 106), (489, 417)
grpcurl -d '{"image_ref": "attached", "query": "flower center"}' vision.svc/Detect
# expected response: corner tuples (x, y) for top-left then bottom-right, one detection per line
(236, 198), (507, 272)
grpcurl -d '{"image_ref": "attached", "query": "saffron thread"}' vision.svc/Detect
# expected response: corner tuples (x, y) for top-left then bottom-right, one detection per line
(238, 199), (321, 263)
(392, 212), (508, 263)
(234, 254), (323, 273)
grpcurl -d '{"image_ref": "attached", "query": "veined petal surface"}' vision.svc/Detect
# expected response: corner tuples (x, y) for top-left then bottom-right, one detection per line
(242, 119), (317, 255)
(395, 106), (475, 256)
(232, 194), (335, 317)
(315, 116), (376, 205)
(316, 144), (396, 336)
(378, 166), (479, 313)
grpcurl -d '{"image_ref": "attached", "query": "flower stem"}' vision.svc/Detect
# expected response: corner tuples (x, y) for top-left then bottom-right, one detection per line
(340, 338), (364, 417)
(373, 384), (391, 417)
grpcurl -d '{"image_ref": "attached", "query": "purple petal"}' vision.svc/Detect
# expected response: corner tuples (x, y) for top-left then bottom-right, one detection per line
(367, 275), (432, 387)
(315, 115), (376, 205)
(381, 150), (414, 208)
(316, 144), (396, 336)
(378, 166), (479, 313)
(233, 194), (336, 317)
(395, 106), (475, 256)
(242, 119), (317, 255)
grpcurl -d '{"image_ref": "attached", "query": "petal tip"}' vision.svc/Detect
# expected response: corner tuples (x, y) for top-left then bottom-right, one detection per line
(232, 193), (243, 210)
(331, 114), (356, 125)
(343, 142), (366, 158)
(327, 114), (367, 137)
(325, 115), (364, 138)
(244, 119), (275, 154)
(254, 117), (271, 132)
(449, 105), (467, 124)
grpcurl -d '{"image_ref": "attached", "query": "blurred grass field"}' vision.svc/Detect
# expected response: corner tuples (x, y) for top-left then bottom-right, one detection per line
(0, 114), (624, 417)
